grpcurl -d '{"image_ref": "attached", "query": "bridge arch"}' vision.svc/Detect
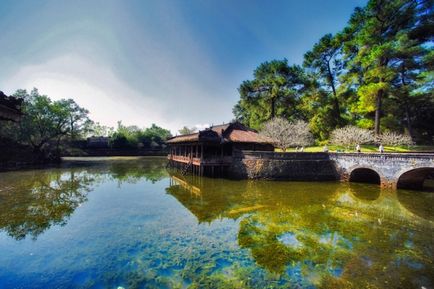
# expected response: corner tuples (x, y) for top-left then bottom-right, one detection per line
(396, 167), (434, 191)
(349, 167), (382, 185)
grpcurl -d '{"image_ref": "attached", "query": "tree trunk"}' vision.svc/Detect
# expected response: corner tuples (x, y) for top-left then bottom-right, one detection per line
(375, 89), (383, 135)
(405, 103), (413, 139)
(271, 98), (276, 119)
(327, 62), (341, 126)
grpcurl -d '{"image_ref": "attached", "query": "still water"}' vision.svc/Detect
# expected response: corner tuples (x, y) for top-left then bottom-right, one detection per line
(0, 157), (432, 289)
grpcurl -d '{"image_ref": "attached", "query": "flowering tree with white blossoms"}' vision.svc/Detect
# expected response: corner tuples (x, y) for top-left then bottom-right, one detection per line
(377, 131), (413, 146)
(260, 118), (314, 151)
(330, 126), (374, 148)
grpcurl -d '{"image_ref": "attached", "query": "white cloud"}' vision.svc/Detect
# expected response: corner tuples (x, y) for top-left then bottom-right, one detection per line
(2, 53), (166, 129)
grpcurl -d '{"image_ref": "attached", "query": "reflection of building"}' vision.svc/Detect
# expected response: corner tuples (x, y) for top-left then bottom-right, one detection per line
(166, 122), (274, 177)
(0, 91), (22, 122)
(166, 173), (434, 283)
(165, 172), (339, 223)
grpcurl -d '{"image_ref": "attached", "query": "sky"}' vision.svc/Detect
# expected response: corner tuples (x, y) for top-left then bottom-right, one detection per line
(0, 0), (366, 133)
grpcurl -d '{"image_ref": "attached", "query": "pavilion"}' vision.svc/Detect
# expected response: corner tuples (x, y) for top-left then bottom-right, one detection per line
(166, 122), (274, 176)
(0, 91), (22, 122)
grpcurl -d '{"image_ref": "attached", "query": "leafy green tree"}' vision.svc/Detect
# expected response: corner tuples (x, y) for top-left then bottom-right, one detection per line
(343, 0), (420, 135)
(303, 33), (344, 128)
(178, 126), (196, 135)
(89, 122), (114, 137)
(111, 122), (172, 149)
(12, 88), (92, 154)
(142, 124), (172, 147)
(234, 60), (306, 129)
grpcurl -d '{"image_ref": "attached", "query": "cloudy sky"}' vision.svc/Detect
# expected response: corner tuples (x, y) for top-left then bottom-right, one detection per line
(0, 0), (365, 133)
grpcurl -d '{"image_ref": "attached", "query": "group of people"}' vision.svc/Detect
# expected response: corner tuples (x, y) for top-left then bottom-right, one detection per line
(322, 144), (385, 153)
(295, 146), (305, 152)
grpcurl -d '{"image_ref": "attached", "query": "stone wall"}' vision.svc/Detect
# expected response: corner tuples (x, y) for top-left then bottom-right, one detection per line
(228, 151), (338, 181)
(228, 151), (434, 190)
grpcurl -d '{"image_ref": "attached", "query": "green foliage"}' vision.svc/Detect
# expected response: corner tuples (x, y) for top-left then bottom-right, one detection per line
(233, 0), (433, 144)
(234, 60), (306, 130)
(110, 122), (172, 149)
(178, 126), (196, 135)
(1, 88), (92, 155)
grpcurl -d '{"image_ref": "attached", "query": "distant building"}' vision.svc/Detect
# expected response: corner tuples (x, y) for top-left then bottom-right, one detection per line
(0, 91), (23, 122)
(87, 136), (110, 148)
(166, 122), (274, 176)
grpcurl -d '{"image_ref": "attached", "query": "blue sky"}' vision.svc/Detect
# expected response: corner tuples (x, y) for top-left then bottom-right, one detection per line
(0, 0), (365, 133)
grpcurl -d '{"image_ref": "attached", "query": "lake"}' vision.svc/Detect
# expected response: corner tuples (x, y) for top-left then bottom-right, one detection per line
(0, 157), (432, 289)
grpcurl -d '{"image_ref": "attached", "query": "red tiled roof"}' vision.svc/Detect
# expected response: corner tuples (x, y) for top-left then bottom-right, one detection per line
(166, 122), (273, 144)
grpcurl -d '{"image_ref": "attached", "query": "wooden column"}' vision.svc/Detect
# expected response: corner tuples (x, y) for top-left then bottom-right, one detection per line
(200, 143), (204, 177)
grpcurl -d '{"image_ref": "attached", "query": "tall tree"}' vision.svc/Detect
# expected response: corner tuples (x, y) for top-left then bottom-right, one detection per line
(235, 60), (306, 129)
(303, 33), (344, 127)
(343, 0), (420, 135)
(10, 88), (92, 153)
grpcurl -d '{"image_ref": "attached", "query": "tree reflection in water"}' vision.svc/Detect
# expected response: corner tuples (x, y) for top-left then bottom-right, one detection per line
(166, 173), (434, 289)
(0, 169), (94, 240)
(0, 157), (168, 240)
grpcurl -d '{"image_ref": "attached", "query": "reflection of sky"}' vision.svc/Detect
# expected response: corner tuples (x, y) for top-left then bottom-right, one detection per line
(0, 0), (364, 132)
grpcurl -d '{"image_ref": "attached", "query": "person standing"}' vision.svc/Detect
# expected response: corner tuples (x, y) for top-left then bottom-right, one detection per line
(379, 144), (384, 153)
(323, 145), (329, 152)
(356, 144), (361, 153)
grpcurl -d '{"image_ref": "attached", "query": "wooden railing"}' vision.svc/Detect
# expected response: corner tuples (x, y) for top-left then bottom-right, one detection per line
(168, 154), (232, 165)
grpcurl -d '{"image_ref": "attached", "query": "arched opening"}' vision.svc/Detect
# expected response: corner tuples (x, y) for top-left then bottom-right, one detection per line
(397, 168), (434, 191)
(349, 168), (381, 185)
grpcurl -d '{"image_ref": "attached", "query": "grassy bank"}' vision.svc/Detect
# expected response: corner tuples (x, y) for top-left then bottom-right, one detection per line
(277, 145), (434, 153)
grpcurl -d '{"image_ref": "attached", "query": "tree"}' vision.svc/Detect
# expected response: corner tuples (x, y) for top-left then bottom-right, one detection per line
(260, 118), (314, 151)
(260, 117), (292, 151)
(288, 120), (315, 147)
(13, 88), (92, 154)
(178, 126), (196, 135)
(142, 124), (172, 146)
(330, 126), (375, 147)
(377, 131), (413, 146)
(304, 33), (344, 128)
(90, 122), (114, 137)
(343, 0), (420, 135)
(234, 60), (306, 129)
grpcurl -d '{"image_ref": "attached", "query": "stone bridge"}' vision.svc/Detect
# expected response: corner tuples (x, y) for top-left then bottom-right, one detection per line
(230, 151), (434, 190)
(329, 153), (434, 189)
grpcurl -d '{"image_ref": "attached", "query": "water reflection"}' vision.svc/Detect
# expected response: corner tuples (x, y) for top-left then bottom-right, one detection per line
(167, 172), (434, 288)
(0, 157), (168, 240)
(348, 182), (381, 201)
(0, 158), (432, 289)
(0, 169), (93, 240)
(397, 189), (434, 221)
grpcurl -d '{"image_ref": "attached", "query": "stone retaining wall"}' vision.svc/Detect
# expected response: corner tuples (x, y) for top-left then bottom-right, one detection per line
(228, 151), (338, 180)
(228, 151), (434, 189)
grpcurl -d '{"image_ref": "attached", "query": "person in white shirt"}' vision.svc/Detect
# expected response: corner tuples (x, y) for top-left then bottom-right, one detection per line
(379, 144), (384, 153)
(356, 144), (361, 153)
